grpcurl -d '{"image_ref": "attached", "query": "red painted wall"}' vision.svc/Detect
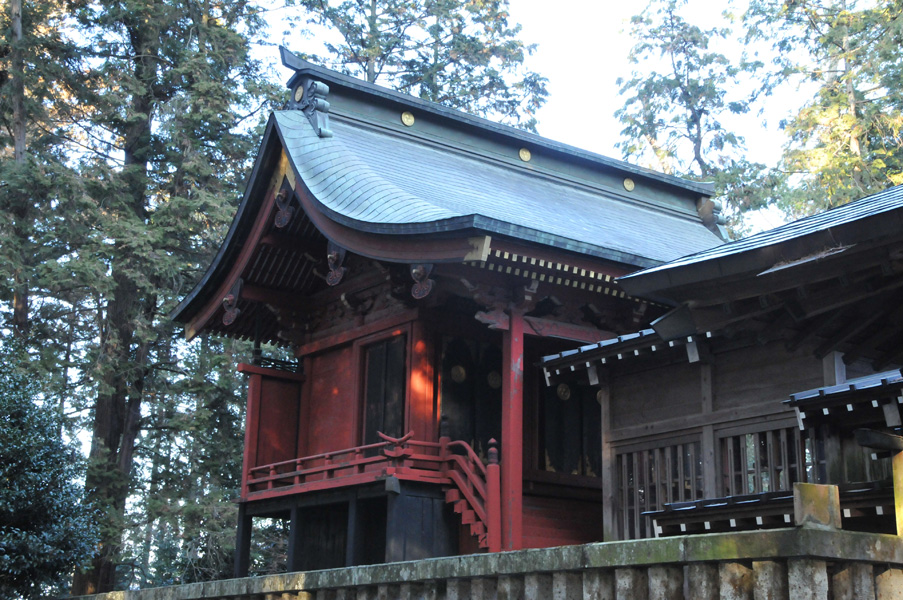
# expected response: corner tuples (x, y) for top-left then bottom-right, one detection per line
(305, 345), (357, 454)
(255, 377), (301, 467)
(522, 495), (605, 549)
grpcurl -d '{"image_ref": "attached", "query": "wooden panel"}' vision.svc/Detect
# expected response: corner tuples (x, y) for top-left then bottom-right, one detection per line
(610, 362), (702, 430)
(295, 503), (348, 571)
(349, 496), (387, 566)
(255, 377), (301, 467)
(386, 484), (456, 562)
(307, 345), (357, 454)
(522, 495), (604, 549)
(474, 343), (502, 457)
(713, 342), (823, 412)
(409, 321), (435, 442)
(440, 337), (476, 445)
(364, 334), (407, 446)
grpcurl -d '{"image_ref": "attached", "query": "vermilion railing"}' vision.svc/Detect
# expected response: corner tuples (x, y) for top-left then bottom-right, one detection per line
(243, 432), (501, 552)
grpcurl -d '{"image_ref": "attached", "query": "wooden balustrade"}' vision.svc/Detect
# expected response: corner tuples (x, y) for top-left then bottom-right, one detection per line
(243, 432), (502, 551)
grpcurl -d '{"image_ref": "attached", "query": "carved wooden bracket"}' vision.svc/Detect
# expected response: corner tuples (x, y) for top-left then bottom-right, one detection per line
(410, 263), (434, 299)
(326, 241), (347, 286)
(273, 189), (294, 229)
(475, 307), (509, 330)
(341, 291), (374, 315)
(222, 278), (244, 326)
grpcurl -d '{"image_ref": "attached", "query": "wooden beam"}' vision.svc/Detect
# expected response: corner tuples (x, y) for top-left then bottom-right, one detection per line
(853, 428), (903, 452)
(814, 295), (901, 358)
(260, 231), (323, 257)
(786, 311), (845, 353)
(240, 283), (305, 312)
(844, 326), (903, 366)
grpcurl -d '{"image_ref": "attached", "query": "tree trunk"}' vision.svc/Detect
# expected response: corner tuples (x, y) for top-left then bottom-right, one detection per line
(10, 0), (30, 338)
(367, 0), (377, 82)
(71, 19), (158, 595)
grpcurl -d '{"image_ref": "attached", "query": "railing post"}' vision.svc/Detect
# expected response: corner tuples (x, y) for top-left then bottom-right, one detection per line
(439, 435), (451, 475)
(487, 439), (502, 553)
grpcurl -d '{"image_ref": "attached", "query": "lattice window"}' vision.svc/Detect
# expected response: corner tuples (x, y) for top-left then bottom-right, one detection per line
(617, 440), (703, 540)
(719, 426), (821, 496)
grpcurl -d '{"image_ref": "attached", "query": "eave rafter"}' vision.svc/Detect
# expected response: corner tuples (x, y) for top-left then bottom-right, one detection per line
(185, 174), (296, 340)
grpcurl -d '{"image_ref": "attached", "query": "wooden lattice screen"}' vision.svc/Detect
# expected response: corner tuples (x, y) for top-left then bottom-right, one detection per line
(617, 440), (704, 540)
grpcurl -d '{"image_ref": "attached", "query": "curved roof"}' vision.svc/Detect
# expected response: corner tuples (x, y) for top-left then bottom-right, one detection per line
(173, 57), (726, 335)
(276, 110), (722, 266)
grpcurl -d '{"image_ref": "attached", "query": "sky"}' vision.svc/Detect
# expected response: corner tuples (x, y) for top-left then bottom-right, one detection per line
(270, 1), (803, 230)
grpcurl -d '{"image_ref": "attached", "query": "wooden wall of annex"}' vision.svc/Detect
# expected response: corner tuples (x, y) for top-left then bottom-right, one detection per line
(602, 339), (834, 540)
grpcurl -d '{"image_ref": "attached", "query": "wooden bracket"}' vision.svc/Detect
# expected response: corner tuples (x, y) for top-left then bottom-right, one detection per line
(326, 241), (347, 286)
(410, 263), (434, 299)
(273, 189), (294, 229)
(475, 307), (509, 330)
(222, 278), (244, 326)
(341, 291), (373, 315)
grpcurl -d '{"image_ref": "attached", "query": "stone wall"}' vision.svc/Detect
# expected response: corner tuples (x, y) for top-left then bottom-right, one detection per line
(74, 527), (903, 600)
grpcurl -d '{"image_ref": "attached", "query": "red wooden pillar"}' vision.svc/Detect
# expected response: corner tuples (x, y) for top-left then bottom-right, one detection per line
(500, 306), (524, 550)
(239, 367), (263, 501)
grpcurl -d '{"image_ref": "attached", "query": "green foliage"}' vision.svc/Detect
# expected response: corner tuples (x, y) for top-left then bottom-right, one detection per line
(746, 0), (903, 217)
(615, 0), (759, 179)
(0, 339), (97, 599)
(299, 0), (548, 130)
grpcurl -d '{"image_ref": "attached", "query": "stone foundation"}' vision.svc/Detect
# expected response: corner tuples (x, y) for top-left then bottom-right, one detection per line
(74, 527), (903, 600)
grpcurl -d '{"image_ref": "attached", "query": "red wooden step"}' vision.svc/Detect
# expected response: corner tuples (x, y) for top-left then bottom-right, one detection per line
(461, 510), (477, 525)
(445, 489), (462, 503)
(454, 500), (468, 514)
(469, 521), (486, 536)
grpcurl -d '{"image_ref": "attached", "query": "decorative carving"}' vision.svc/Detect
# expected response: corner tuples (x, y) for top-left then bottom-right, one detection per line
(222, 278), (243, 326)
(340, 291), (374, 315)
(410, 263), (434, 299)
(273, 189), (294, 228)
(326, 241), (347, 286)
(451, 365), (467, 383)
(298, 79), (333, 138)
(697, 197), (728, 240)
(487, 370), (502, 389)
(488, 439), (499, 465)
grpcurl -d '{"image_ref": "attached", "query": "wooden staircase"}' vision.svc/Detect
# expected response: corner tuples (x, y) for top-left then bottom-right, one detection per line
(439, 438), (501, 552)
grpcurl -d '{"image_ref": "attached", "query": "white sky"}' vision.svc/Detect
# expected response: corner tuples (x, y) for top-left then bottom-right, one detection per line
(270, 1), (805, 230)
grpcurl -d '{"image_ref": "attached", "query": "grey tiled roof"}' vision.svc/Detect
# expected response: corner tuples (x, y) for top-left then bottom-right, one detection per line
(625, 184), (903, 279)
(275, 111), (723, 266)
(787, 369), (903, 406)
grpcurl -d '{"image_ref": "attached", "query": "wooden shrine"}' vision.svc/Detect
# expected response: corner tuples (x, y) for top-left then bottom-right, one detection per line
(542, 185), (903, 540)
(172, 48), (726, 574)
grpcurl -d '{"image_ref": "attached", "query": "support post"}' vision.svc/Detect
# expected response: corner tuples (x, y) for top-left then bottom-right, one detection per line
(894, 449), (903, 536)
(287, 505), (303, 572)
(500, 306), (524, 550)
(346, 496), (359, 567)
(487, 439), (502, 552)
(234, 503), (251, 578)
